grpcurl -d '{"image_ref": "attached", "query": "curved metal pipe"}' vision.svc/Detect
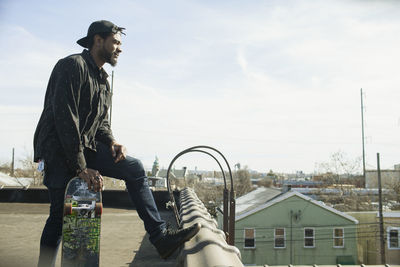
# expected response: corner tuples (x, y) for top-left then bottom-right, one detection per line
(165, 145), (235, 243)
(166, 147), (228, 225)
(166, 147), (228, 192)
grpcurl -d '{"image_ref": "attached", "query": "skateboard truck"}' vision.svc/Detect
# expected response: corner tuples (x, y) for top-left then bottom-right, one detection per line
(64, 201), (103, 217)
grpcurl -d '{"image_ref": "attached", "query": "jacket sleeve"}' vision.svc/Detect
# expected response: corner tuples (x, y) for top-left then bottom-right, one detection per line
(95, 113), (115, 146)
(52, 58), (87, 173)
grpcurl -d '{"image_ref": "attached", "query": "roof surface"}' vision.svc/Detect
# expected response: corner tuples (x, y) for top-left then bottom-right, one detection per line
(236, 190), (359, 224)
(234, 187), (282, 216)
(0, 202), (177, 267)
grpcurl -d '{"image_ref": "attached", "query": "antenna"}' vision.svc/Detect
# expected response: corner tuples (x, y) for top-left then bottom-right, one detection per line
(360, 88), (366, 179)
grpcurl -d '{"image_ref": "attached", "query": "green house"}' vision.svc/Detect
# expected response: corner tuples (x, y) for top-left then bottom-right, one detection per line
(230, 190), (358, 266)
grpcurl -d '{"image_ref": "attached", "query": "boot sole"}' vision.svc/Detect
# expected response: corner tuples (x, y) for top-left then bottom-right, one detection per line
(160, 223), (201, 259)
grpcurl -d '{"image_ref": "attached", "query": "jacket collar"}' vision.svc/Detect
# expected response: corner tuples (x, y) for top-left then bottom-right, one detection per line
(81, 49), (109, 79)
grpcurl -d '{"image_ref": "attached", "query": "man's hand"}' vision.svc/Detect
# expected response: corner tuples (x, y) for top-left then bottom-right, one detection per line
(110, 141), (127, 163)
(78, 168), (103, 192)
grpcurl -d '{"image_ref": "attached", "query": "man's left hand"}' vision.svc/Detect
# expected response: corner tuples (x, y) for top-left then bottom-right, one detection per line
(110, 141), (127, 163)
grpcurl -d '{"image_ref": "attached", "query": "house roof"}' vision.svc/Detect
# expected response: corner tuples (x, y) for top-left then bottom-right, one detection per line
(236, 190), (359, 224)
(0, 172), (33, 187)
(280, 180), (323, 186)
(379, 212), (400, 218)
(158, 169), (187, 178)
(234, 187), (282, 216)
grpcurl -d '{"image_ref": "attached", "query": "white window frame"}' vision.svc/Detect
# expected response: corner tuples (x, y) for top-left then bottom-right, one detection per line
(304, 228), (315, 248)
(333, 227), (345, 248)
(387, 227), (400, 250)
(274, 228), (286, 249)
(244, 228), (256, 249)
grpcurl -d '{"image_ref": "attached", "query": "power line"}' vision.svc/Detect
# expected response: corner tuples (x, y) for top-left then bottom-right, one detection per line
(234, 221), (397, 231)
(236, 234), (383, 244)
(239, 233), (383, 241)
(236, 228), (384, 236)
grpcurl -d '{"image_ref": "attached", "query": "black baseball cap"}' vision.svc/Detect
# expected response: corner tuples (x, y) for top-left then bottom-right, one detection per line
(77, 20), (125, 48)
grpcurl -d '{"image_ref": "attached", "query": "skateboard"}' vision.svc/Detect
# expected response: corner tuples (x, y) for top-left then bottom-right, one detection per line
(61, 177), (102, 267)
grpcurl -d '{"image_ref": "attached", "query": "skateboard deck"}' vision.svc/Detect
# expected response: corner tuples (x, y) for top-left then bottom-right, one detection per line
(61, 177), (102, 267)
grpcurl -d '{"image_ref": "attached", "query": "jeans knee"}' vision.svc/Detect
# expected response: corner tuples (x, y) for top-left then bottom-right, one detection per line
(125, 157), (146, 179)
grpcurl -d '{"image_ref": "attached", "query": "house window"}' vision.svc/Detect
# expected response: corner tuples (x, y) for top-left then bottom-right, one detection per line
(274, 228), (285, 248)
(244, 228), (255, 248)
(388, 227), (400, 249)
(333, 228), (344, 248)
(304, 228), (315, 248)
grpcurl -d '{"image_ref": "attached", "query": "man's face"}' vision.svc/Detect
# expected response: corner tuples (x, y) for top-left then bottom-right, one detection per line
(99, 33), (122, 67)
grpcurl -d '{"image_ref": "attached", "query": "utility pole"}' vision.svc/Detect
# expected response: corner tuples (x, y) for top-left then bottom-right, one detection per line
(361, 89), (366, 181)
(290, 210), (293, 265)
(109, 70), (114, 126)
(377, 153), (386, 264)
(11, 148), (15, 177)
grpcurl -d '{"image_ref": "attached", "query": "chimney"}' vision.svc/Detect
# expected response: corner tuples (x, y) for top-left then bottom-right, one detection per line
(282, 184), (292, 193)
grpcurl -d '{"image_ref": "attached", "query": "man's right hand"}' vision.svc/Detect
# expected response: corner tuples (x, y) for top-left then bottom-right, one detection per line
(78, 168), (104, 192)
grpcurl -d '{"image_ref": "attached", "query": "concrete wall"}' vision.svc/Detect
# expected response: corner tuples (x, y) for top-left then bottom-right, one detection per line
(0, 187), (170, 210)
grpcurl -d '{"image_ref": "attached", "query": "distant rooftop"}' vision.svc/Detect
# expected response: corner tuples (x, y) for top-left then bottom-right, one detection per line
(379, 212), (400, 218)
(234, 187), (282, 216)
(236, 190), (359, 224)
(0, 171), (32, 187)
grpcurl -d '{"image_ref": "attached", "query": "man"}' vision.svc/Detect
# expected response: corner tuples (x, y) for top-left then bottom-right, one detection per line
(34, 20), (200, 267)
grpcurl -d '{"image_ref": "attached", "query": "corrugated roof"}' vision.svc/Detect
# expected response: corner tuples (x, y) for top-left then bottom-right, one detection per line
(379, 212), (400, 218)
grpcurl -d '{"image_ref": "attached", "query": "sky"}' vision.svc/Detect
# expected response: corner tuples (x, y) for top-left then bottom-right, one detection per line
(0, 0), (399, 174)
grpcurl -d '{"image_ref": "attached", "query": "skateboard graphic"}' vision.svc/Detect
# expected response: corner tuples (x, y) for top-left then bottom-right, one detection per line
(61, 177), (102, 267)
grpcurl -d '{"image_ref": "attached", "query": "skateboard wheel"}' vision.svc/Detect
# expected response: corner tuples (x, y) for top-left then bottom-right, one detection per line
(64, 203), (72, 215)
(95, 203), (103, 217)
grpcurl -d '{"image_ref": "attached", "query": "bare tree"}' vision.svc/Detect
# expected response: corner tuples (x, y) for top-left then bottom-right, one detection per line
(194, 183), (224, 217)
(321, 150), (361, 174)
(315, 150), (361, 184)
(0, 162), (11, 174)
(391, 180), (400, 205)
(314, 151), (368, 211)
(234, 167), (253, 197)
(18, 151), (42, 185)
(257, 178), (273, 188)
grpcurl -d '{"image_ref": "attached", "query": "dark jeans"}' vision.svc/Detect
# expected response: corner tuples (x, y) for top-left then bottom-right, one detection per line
(37, 142), (166, 267)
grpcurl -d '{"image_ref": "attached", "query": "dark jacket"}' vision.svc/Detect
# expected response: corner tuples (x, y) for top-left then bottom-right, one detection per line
(34, 49), (115, 184)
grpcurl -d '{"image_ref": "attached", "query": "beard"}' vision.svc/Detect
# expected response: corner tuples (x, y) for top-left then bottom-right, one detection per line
(99, 46), (118, 67)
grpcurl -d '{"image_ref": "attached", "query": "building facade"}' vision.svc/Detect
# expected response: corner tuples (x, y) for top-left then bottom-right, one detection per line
(385, 212), (400, 264)
(347, 211), (400, 265)
(365, 169), (400, 189)
(232, 191), (358, 265)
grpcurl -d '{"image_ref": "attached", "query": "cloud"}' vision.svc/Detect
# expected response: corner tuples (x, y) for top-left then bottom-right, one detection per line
(0, 105), (42, 163)
(0, 25), (72, 105)
(0, 24), (71, 162)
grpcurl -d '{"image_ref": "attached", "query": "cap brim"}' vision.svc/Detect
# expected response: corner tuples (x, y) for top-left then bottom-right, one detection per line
(77, 36), (89, 48)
